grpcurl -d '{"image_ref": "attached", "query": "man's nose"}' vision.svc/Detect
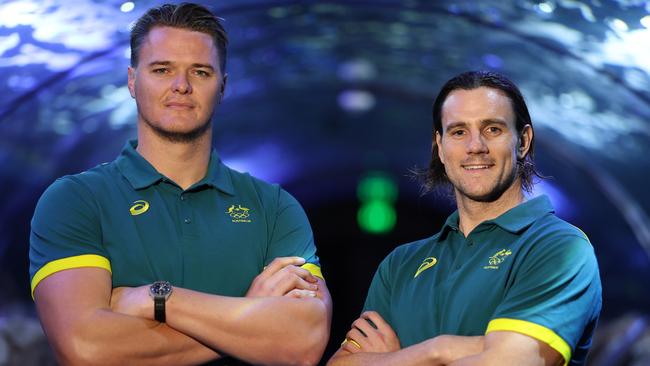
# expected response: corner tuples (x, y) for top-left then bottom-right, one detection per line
(466, 132), (488, 154)
(172, 73), (192, 94)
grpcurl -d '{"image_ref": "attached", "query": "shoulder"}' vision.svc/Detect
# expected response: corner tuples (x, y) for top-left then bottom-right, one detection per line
(533, 213), (589, 241)
(381, 234), (441, 272)
(392, 234), (440, 257)
(34, 162), (119, 216)
(518, 214), (600, 284)
(222, 164), (303, 212)
(526, 214), (594, 257)
(37, 165), (106, 205)
(48, 162), (118, 195)
(223, 164), (283, 199)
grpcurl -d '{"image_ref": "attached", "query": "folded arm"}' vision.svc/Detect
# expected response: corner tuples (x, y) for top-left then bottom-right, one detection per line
(327, 311), (562, 366)
(34, 267), (219, 366)
(326, 311), (482, 366)
(112, 256), (332, 366)
(165, 280), (330, 366)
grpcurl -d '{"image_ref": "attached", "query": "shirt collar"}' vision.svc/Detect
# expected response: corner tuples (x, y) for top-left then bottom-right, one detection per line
(201, 149), (235, 195)
(116, 140), (161, 190)
(116, 139), (235, 195)
(437, 210), (461, 241)
(436, 195), (554, 241)
(488, 195), (554, 233)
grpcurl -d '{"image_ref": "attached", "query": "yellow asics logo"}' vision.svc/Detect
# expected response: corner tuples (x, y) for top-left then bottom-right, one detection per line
(129, 200), (149, 216)
(414, 257), (437, 278)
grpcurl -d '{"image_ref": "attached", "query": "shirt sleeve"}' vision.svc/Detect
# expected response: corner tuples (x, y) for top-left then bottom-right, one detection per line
(487, 232), (602, 366)
(29, 176), (111, 298)
(265, 187), (322, 279)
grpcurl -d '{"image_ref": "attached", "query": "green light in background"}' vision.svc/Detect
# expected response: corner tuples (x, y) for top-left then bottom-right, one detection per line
(357, 172), (398, 234)
(357, 173), (398, 202)
(357, 200), (396, 234)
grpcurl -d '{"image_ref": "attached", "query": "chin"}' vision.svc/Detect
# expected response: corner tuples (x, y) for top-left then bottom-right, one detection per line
(148, 121), (212, 143)
(463, 190), (504, 203)
(456, 182), (509, 203)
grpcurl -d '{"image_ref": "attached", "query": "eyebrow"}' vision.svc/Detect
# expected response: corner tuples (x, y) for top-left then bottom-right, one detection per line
(445, 119), (509, 130)
(147, 61), (215, 71)
(481, 119), (509, 127)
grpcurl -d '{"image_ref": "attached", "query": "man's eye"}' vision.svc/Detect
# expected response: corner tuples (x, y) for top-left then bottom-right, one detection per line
(451, 130), (465, 136)
(486, 127), (502, 134)
(195, 70), (211, 77)
(152, 68), (168, 74)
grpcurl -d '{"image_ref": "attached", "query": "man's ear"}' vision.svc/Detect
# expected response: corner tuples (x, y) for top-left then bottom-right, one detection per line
(218, 73), (228, 103)
(518, 124), (533, 159)
(435, 131), (445, 164)
(127, 67), (136, 99)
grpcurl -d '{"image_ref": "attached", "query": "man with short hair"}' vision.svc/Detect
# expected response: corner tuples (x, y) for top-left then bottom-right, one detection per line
(328, 71), (601, 366)
(29, 3), (331, 365)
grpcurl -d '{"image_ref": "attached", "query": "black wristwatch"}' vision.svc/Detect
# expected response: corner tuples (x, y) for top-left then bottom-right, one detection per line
(149, 281), (173, 323)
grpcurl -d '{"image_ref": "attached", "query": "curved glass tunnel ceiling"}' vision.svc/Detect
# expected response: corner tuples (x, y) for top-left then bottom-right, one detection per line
(1, 0), (650, 312)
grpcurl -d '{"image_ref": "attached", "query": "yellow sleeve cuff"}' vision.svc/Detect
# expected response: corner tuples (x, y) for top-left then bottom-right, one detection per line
(301, 263), (324, 281)
(31, 254), (112, 299)
(486, 318), (571, 366)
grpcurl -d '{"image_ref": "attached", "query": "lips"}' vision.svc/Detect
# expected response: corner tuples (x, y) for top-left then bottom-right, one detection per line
(461, 163), (494, 171)
(165, 101), (195, 109)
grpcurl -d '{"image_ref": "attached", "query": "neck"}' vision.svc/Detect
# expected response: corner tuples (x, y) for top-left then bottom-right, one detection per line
(455, 182), (525, 236)
(136, 127), (212, 190)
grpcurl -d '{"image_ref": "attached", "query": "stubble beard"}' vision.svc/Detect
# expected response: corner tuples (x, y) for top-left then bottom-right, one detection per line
(452, 164), (519, 203)
(143, 113), (213, 144)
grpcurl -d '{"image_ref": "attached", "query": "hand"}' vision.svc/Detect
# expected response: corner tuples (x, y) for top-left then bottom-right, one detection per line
(341, 311), (401, 354)
(246, 257), (319, 298)
(110, 285), (152, 320)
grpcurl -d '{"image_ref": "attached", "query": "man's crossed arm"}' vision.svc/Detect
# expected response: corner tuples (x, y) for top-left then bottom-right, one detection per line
(35, 257), (332, 366)
(326, 311), (563, 366)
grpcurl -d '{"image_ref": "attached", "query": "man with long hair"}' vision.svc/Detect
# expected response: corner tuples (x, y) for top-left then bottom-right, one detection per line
(328, 71), (601, 366)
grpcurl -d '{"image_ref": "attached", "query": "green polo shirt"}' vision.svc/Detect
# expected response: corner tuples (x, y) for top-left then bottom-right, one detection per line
(30, 140), (322, 297)
(363, 195), (601, 366)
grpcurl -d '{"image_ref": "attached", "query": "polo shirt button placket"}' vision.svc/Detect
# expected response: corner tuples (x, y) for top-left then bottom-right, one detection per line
(184, 218), (191, 224)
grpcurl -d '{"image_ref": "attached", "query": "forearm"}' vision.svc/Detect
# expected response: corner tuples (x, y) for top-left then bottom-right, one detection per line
(34, 268), (220, 366)
(166, 287), (330, 366)
(446, 332), (563, 366)
(46, 308), (218, 366)
(446, 347), (555, 366)
(328, 335), (484, 366)
(327, 341), (441, 366)
(432, 335), (485, 365)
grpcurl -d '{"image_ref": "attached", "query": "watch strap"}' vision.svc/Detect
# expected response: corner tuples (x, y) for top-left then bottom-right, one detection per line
(154, 295), (166, 322)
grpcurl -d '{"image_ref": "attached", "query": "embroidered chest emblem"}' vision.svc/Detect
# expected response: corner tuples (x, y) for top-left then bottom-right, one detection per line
(414, 257), (437, 278)
(226, 204), (252, 223)
(130, 200), (149, 216)
(484, 249), (512, 270)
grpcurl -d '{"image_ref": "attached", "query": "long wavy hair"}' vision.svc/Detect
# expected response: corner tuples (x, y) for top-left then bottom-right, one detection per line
(418, 70), (542, 194)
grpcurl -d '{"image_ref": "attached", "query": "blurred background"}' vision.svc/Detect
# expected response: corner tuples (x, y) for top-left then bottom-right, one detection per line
(1, 0), (650, 365)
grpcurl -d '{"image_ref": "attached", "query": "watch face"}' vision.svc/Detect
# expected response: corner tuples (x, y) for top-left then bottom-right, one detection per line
(151, 281), (172, 296)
